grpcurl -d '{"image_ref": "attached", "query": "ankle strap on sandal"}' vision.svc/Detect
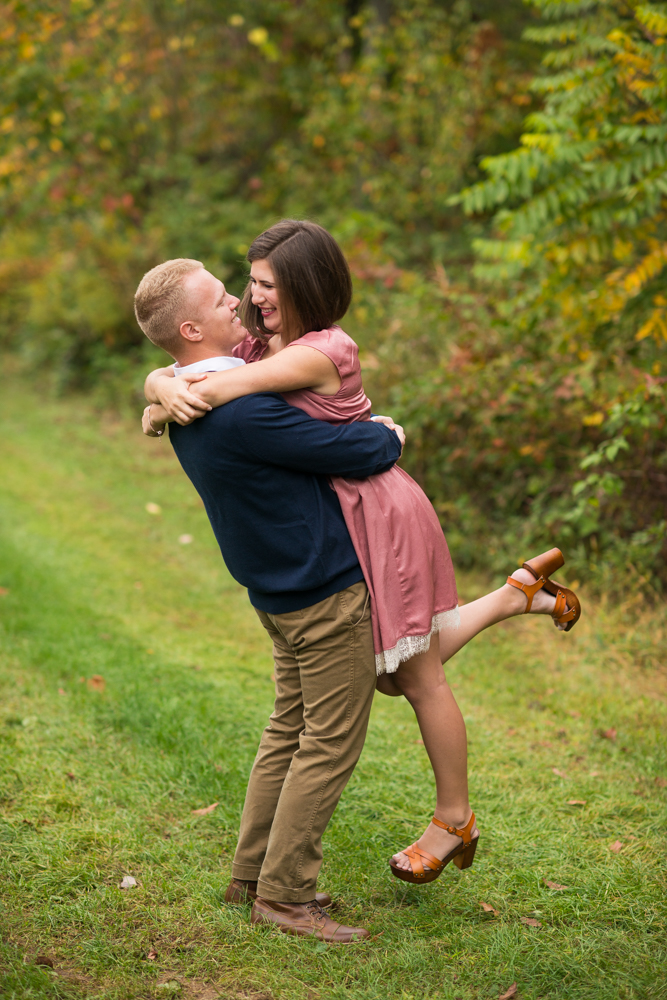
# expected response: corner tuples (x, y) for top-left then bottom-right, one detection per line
(506, 574), (546, 614)
(431, 811), (476, 846)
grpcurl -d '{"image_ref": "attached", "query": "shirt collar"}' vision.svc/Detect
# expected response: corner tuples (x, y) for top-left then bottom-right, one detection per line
(173, 355), (246, 376)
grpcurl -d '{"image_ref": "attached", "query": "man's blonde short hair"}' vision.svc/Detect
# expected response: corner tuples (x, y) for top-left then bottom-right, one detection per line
(134, 258), (204, 353)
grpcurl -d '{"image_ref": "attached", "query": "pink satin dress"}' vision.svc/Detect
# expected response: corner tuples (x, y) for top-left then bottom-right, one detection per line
(234, 328), (459, 674)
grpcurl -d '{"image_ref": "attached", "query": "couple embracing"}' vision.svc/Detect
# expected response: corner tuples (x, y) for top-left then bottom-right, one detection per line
(134, 220), (581, 943)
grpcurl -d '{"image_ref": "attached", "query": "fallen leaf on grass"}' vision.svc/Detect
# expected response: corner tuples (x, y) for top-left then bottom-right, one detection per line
(567, 799), (587, 806)
(134, 581), (143, 589)
(178, 534), (193, 545)
(270, 673), (275, 682)
(145, 502), (162, 515)
(544, 880), (568, 890)
(147, 949), (158, 961)
(499, 985), (518, 1000)
(480, 901), (499, 916)
(609, 840), (623, 853)
(0, 587), (9, 596)
(415, 738), (424, 745)
(87, 675), (106, 692)
(520, 917), (542, 928)
(34, 956), (54, 968)
(58, 688), (65, 695)
(507, 728), (517, 736)
(191, 802), (218, 816)
(601, 728), (617, 741)
(65, 772), (75, 781)
(568, 710), (581, 718)
(156, 981), (182, 994)
(119, 875), (138, 889)
(552, 768), (567, 778)
(190, 664), (201, 671)
(655, 777), (667, 788)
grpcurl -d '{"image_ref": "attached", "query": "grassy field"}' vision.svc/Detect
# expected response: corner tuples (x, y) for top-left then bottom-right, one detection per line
(1, 378), (666, 1000)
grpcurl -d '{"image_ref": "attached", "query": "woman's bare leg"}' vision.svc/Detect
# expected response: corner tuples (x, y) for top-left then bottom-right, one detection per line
(389, 633), (478, 871)
(389, 568), (566, 872)
(439, 567), (562, 665)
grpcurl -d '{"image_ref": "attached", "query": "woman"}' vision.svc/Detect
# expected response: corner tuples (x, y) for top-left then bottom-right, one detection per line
(144, 220), (581, 883)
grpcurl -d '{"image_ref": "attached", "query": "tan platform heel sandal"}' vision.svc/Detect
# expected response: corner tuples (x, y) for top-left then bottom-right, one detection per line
(389, 812), (479, 885)
(506, 546), (582, 632)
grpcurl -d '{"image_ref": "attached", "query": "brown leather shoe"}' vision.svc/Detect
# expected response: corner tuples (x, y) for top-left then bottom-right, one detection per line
(250, 897), (368, 943)
(225, 878), (332, 910)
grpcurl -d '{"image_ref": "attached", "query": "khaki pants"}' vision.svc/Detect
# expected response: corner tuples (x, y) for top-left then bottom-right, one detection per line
(231, 581), (376, 902)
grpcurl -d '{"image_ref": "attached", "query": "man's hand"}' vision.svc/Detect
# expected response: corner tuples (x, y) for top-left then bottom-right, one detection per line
(153, 373), (212, 425)
(371, 414), (405, 452)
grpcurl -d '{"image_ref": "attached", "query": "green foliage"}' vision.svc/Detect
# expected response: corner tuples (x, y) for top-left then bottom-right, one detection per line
(389, 0), (667, 586)
(0, 0), (530, 390)
(2, 0), (666, 583)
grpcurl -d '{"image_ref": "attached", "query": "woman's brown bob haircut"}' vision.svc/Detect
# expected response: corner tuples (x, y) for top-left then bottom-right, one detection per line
(239, 220), (353, 344)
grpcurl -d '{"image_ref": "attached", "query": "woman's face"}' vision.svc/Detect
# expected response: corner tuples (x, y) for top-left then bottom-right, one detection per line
(250, 259), (282, 335)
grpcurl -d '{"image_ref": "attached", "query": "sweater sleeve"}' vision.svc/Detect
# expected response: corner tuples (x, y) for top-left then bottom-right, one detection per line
(231, 393), (401, 478)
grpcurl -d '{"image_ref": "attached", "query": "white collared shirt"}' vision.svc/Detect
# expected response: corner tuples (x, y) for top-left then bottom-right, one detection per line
(172, 355), (246, 377)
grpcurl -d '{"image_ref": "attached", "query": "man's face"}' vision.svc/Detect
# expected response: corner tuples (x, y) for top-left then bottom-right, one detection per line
(181, 268), (246, 353)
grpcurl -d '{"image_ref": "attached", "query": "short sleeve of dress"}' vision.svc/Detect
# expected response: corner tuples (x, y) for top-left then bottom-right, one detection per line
(282, 327), (372, 424)
(233, 333), (268, 363)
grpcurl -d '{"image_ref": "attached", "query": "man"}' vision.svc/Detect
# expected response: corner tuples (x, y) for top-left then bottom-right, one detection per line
(134, 259), (403, 943)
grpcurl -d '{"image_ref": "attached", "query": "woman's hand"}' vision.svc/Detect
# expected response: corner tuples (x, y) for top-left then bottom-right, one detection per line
(153, 373), (212, 425)
(371, 414), (405, 452)
(142, 404), (168, 437)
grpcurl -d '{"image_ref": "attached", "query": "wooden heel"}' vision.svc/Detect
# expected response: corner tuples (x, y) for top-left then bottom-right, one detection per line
(453, 835), (478, 870)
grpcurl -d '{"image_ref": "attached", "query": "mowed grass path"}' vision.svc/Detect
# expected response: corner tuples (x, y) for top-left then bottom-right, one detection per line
(1, 381), (666, 1000)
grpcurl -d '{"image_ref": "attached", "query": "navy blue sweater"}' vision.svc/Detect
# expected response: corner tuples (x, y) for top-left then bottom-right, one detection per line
(169, 393), (401, 613)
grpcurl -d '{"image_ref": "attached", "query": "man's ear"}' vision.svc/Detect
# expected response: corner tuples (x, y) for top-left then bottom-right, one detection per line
(179, 320), (203, 343)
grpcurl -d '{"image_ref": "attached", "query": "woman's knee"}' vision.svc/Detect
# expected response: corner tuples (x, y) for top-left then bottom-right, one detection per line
(397, 661), (452, 701)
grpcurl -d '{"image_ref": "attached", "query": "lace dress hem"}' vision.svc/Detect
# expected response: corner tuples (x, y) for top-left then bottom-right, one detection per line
(375, 606), (461, 676)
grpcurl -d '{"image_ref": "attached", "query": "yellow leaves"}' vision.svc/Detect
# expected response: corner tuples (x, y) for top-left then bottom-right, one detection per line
(167, 36), (194, 51)
(19, 41), (36, 60)
(607, 29), (632, 49)
(612, 238), (633, 263)
(149, 106), (164, 121)
(247, 26), (278, 60)
(635, 6), (667, 39)
(635, 301), (667, 342)
(619, 243), (667, 299)
(228, 14), (245, 27)
(248, 27), (268, 47)
(49, 111), (65, 127)
(312, 135), (326, 149)
(520, 132), (561, 154)
(1, 117), (14, 134)
(49, 138), (63, 152)
(583, 412), (605, 426)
